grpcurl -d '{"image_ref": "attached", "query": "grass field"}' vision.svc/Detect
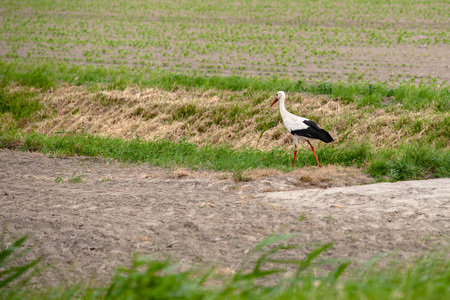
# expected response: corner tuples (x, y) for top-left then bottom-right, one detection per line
(0, 0), (449, 299)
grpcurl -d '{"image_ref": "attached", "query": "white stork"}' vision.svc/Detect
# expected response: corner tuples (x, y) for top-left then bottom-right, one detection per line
(270, 91), (334, 167)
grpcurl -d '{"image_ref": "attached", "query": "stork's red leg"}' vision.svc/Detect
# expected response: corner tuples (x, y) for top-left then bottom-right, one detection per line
(307, 141), (322, 167)
(292, 144), (297, 167)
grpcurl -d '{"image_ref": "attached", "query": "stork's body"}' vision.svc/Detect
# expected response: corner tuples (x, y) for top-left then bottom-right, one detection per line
(270, 91), (334, 167)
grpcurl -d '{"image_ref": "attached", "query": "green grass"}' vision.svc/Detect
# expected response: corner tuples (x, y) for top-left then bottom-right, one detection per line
(1, 232), (448, 300)
(1, 131), (448, 181)
(68, 172), (84, 184)
(0, 223), (42, 289)
(0, 82), (42, 121)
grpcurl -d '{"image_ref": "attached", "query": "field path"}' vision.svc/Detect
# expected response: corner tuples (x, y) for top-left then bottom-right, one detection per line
(261, 179), (449, 257)
(0, 149), (448, 286)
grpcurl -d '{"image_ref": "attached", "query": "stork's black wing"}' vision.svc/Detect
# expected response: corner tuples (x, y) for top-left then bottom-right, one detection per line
(290, 120), (334, 143)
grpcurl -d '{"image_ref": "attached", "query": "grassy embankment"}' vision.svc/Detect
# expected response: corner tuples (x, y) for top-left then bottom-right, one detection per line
(1, 61), (449, 181)
(1, 0), (448, 179)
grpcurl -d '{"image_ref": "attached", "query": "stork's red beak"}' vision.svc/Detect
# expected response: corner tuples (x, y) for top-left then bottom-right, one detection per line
(270, 98), (278, 107)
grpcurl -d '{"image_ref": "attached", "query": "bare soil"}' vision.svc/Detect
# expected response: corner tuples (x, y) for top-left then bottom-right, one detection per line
(1, 149), (448, 286)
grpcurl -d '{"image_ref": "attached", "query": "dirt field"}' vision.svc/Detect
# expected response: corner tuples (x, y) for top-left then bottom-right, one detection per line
(1, 149), (448, 286)
(1, 1), (449, 85)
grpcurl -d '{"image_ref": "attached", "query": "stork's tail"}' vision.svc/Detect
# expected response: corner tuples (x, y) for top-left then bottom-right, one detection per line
(319, 129), (334, 143)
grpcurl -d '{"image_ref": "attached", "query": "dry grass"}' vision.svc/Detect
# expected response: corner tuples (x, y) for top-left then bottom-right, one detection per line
(17, 85), (448, 150)
(0, 113), (16, 131)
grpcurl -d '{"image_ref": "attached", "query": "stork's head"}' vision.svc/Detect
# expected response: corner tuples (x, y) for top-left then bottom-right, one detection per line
(270, 91), (285, 107)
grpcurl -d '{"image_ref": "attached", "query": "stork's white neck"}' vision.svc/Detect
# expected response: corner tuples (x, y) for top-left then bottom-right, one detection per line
(278, 95), (290, 119)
